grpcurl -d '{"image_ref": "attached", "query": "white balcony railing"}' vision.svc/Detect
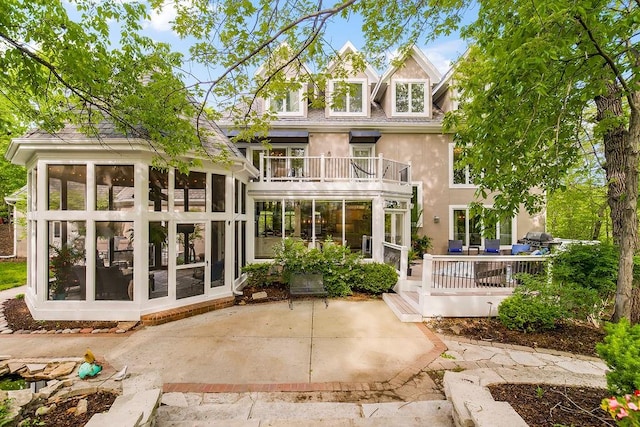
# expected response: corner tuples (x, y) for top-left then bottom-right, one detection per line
(259, 153), (411, 184)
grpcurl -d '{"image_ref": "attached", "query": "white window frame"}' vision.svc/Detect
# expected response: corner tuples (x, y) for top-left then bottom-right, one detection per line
(449, 205), (516, 248)
(391, 79), (430, 117)
(265, 85), (305, 117)
(449, 143), (476, 188)
(328, 78), (367, 117)
(249, 145), (307, 178)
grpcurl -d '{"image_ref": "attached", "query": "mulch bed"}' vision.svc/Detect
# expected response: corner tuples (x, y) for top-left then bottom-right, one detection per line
(2, 298), (118, 332)
(427, 316), (606, 357)
(489, 384), (612, 427)
(20, 391), (118, 427)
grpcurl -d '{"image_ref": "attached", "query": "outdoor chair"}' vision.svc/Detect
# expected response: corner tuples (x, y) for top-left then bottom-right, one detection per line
(447, 239), (463, 254)
(483, 239), (501, 255)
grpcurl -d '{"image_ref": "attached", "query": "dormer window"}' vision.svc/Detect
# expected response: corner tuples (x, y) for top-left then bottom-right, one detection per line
(329, 79), (367, 116)
(392, 80), (428, 116)
(269, 89), (302, 116)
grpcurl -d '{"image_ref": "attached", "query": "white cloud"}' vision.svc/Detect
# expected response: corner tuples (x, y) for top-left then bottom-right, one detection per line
(145, 1), (178, 33)
(422, 38), (468, 74)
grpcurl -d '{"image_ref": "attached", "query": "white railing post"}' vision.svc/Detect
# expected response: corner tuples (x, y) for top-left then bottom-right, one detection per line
(420, 253), (433, 317)
(399, 245), (408, 281)
(260, 152), (266, 182)
(320, 153), (325, 182)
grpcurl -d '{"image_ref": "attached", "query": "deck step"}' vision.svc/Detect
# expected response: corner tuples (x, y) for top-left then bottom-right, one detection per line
(382, 293), (422, 322)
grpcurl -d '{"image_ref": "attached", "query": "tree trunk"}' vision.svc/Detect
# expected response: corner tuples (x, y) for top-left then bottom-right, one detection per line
(596, 84), (640, 322)
(590, 202), (607, 241)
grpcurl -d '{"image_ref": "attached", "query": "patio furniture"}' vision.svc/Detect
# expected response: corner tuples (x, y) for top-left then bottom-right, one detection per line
(511, 244), (531, 255)
(448, 239), (463, 254)
(484, 239), (501, 255)
(289, 273), (327, 309)
(96, 266), (131, 300)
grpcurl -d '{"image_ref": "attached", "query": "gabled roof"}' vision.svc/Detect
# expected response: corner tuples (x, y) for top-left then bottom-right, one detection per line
(371, 46), (442, 102)
(433, 48), (468, 102)
(326, 41), (379, 83)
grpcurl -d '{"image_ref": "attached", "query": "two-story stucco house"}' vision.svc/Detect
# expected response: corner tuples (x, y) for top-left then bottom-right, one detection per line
(5, 41), (543, 322)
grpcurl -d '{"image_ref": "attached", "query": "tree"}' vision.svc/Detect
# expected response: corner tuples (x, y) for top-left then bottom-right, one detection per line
(547, 138), (611, 242)
(0, 0), (226, 170)
(443, 0), (639, 321)
(0, 98), (26, 219)
(3, 0), (638, 320)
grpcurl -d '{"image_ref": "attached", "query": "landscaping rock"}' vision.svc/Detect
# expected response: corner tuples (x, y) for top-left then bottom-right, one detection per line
(76, 398), (88, 415)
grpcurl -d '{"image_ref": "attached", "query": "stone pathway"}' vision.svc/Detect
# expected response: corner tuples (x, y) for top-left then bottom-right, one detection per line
(430, 335), (608, 378)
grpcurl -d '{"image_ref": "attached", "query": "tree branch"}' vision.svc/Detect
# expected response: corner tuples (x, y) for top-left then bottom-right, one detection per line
(574, 14), (636, 112)
(194, 0), (357, 121)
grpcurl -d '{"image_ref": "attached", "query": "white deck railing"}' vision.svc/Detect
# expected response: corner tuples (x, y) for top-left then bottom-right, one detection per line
(415, 254), (549, 317)
(259, 153), (411, 184)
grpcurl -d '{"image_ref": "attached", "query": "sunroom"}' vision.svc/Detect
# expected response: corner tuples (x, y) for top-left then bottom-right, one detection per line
(6, 124), (256, 321)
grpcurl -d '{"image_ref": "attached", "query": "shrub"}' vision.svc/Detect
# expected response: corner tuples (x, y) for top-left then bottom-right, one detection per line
(498, 291), (563, 332)
(597, 319), (640, 395)
(412, 235), (432, 257)
(242, 263), (279, 287)
(273, 238), (361, 297)
(552, 243), (618, 296)
(354, 263), (398, 294)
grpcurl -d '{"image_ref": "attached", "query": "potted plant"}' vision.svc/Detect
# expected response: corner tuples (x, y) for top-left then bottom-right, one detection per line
(49, 244), (83, 299)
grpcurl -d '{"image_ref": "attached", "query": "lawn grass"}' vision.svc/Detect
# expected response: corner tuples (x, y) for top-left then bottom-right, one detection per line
(0, 261), (27, 291)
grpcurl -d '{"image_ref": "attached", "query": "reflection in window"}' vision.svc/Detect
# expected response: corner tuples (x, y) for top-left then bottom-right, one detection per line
(395, 82), (425, 113)
(255, 201), (283, 259)
(270, 90), (300, 114)
(148, 168), (169, 212)
(175, 171), (206, 212)
(95, 221), (134, 301)
(211, 221), (225, 287)
(331, 81), (364, 113)
(176, 222), (205, 299)
(149, 221), (168, 299)
(452, 145), (475, 186)
(211, 174), (225, 212)
(452, 207), (512, 247)
(48, 165), (86, 210)
(345, 201), (372, 257)
(315, 201), (342, 243)
(48, 221), (86, 300)
(96, 165), (134, 211)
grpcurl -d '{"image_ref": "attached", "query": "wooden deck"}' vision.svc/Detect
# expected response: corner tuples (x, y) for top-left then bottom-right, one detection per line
(382, 292), (422, 322)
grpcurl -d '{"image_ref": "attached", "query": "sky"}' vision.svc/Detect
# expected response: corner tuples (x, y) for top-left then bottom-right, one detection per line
(138, 1), (471, 77)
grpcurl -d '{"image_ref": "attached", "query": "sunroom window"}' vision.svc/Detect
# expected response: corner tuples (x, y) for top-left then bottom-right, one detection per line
(394, 81), (426, 114)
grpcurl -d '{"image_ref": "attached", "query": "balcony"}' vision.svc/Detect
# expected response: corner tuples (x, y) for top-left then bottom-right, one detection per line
(257, 153), (411, 184)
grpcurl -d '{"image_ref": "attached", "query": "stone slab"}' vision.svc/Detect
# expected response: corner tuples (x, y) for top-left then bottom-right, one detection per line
(507, 350), (545, 367)
(122, 373), (162, 396)
(85, 410), (143, 427)
(109, 388), (162, 426)
(361, 400), (452, 419)
(161, 392), (190, 407)
(249, 401), (362, 420)
(466, 400), (528, 427)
